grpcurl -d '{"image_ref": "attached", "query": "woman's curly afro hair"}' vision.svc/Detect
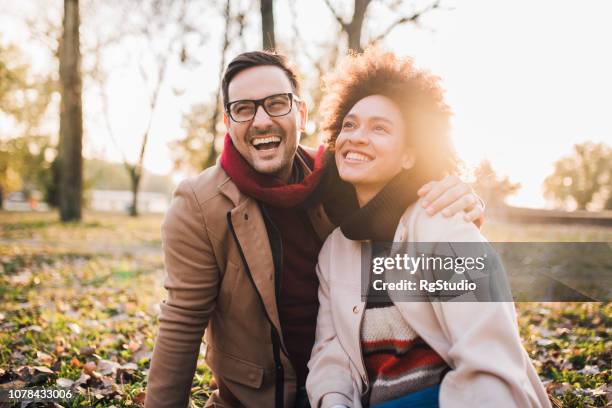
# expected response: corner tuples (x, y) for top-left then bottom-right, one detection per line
(320, 47), (458, 181)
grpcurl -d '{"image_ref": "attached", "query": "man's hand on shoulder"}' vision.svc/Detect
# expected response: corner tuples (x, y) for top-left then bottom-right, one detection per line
(417, 175), (485, 227)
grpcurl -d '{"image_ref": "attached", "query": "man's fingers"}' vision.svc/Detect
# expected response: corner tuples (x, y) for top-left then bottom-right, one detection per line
(463, 202), (484, 223)
(420, 175), (461, 208)
(441, 194), (477, 217)
(417, 182), (433, 196)
(425, 182), (470, 215)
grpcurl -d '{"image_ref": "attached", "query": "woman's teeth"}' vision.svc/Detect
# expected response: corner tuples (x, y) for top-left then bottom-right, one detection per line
(345, 151), (372, 162)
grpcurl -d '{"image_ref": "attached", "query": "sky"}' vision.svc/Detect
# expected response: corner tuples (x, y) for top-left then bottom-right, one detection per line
(1, 0), (611, 208)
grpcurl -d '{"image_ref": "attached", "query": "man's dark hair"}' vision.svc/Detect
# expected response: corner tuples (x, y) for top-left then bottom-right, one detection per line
(221, 51), (301, 105)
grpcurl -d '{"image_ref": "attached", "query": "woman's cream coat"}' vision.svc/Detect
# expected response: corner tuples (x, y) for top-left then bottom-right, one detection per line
(306, 199), (551, 408)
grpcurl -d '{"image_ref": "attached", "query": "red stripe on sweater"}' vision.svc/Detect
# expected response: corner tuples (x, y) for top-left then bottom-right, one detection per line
(364, 346), (445, 378)
(361, 337), (420, 352)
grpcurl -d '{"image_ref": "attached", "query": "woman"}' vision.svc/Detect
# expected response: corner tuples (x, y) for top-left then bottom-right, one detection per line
(306, 49), (550, 408)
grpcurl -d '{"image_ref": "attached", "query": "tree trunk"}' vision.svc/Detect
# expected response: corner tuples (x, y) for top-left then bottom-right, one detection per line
(260, 0), (275, 50)
(346, 22), (362, 52)
(129, 167), (140, 217)
(58, 0), (83, 222)
(346, 0), (371, 52)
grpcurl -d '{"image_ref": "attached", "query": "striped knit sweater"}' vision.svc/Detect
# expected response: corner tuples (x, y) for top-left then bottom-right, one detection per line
(361, 287), (449, 405)
(338, 169), (450, 405)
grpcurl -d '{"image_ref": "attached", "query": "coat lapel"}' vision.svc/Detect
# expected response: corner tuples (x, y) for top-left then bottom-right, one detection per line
(228, 198), (284, 343)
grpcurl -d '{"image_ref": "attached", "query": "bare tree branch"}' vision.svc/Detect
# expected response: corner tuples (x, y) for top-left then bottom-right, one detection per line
(202, 0), (232, 169)
(135, 0), (190, 186)
(99, 82), (128, 166)
(322, 0), (348, 30)
(370, 0), (440, 44)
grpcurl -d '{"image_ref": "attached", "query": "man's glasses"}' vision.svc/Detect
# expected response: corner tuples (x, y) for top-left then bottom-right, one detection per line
(225, 92), (300, 123)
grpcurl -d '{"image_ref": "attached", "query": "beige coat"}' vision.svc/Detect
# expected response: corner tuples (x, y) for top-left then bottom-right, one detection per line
(145, 149), (337, 408)
(306, 200), (551, 408)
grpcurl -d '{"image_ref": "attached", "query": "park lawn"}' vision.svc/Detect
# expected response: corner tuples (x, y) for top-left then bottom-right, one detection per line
(0, 211), (610, 407)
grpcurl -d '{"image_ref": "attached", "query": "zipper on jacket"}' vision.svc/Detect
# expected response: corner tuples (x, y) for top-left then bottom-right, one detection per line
(271, 326), (284, 407)
(259, 203), (284, 303)
(226, 212), (284, 408)
(358, 307), (370, 393)
(359, 241), (372, 397)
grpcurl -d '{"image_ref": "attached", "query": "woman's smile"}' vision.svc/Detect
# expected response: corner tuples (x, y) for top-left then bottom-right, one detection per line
(343, 150), (374, 163)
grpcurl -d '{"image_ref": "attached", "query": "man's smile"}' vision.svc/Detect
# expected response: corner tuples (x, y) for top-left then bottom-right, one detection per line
(251, 135), (282, 150)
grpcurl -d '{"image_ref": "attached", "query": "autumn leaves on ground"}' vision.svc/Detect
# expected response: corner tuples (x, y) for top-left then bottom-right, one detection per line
(0, 211), (610, 407)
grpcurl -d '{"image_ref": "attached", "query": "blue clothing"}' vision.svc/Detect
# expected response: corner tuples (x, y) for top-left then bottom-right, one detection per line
(370, 384), (440, 408)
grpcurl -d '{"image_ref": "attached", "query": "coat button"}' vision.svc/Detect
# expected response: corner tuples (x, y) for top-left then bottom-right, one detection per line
(248, 372), (256, 381)
(353, 305), (360, 314)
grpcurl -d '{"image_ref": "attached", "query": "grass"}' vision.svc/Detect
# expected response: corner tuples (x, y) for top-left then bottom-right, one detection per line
(0, 211), (610, 407)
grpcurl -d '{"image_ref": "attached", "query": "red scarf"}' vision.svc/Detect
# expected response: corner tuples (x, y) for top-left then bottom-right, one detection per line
(219, 133), (328, 208)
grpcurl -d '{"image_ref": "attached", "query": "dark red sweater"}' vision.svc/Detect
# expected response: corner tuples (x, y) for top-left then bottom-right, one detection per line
(265, 205), (322, 387)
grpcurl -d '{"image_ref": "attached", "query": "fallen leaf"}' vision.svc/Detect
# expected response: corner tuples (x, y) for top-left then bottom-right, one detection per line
(54, 337), (67, 354)
(578, 365), (600, 375)
(591, 384), (607, 396)
(74, 373), (90, 387)
(36, 351), (54, 365)
(79, 345), (96, 356)
(132, 347), (152, 362)
(19, 325), (43, 333)
(68, 323), (81, 334)
(56, 378), (74, 388)
(536, 339), (554, 347)
(10, 350), (25, 362)
(97, 359), (120, 376)
(0, 380), (26, 390)
(33, 366), (54, 374)
(133, 391), (146, 406)
(129, 340), (141, 352)
(120, 363), (138, 371)
(83, 361), (97, 375)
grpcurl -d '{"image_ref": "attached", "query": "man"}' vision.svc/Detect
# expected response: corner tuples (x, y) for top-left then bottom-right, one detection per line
(145, 51), (483, 408)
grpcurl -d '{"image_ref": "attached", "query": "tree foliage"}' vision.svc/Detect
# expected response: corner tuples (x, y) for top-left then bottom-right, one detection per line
(471, 160), (521, 208)
(543, 142), (611, 211)
(0, 42), (57, 208)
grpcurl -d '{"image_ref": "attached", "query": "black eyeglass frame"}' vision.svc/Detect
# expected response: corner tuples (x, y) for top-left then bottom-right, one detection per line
(225, 92), (301, 123)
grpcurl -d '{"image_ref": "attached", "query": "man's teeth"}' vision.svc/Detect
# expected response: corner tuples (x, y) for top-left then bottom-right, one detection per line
(346, 151), (372, 162)
(252, 136), (281, 146)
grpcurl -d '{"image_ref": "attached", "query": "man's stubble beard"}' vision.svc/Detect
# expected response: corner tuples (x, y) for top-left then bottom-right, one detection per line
(246, 126), (298, 178)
